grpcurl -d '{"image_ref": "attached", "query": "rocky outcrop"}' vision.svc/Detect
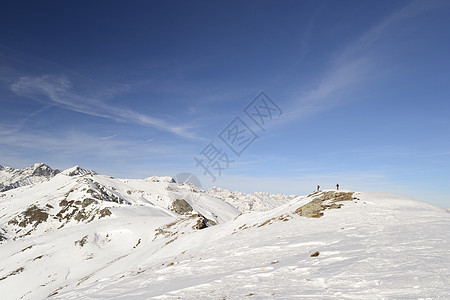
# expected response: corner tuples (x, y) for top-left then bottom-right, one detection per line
(170, 199), (193, 215)
(295, 191), (357, 218)
(234, 191), (359, 233)
(0, 228), (7, 241)
(153, 213), (217, 246)
(8, 205), (49, 229)
(32, 164), (60, 177)
(87, 180), (129, 205)
(192, 214), (216, 229)
(3, 178), (123, 240)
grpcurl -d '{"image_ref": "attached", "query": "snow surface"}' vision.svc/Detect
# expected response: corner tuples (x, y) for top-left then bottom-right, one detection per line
(1, 167), (449, 299)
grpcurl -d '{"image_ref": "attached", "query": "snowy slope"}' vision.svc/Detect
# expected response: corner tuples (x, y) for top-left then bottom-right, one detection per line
(55, 191), (450, 299)
(1, 167), (449, 299)
(0, 163), (60, 192)
(0, 168), (239, 241)
(0, 165), (240, 299)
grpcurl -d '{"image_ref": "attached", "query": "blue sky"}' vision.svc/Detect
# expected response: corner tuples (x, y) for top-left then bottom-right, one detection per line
(1, 1), (449, 207)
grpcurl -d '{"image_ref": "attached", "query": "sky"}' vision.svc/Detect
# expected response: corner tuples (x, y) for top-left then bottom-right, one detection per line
(0, 0), (449, 208)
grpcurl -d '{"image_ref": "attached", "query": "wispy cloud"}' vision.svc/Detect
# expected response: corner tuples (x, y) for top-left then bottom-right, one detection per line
(99, 134), (118, 141)
(0, 105), (50, 136)
(9, 74), (200, 139)
(0, 123), (21, 136)
(282, 0), (448, 124)
(341, 0), (449, 61)
(0, 128), (198, 178)
(286, 57), (371, 120)
(0, 129), (181, 159)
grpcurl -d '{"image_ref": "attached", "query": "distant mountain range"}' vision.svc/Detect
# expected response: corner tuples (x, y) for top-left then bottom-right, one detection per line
(0, 163), (298, 213)
(0, 163), (60, 192)
(1, 163), (449, 299)
(206, 186), (298, 212)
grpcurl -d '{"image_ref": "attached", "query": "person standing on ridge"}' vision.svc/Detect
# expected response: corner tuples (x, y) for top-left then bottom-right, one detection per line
(336, 183), (340, 190)
(317, 185), (320, 191)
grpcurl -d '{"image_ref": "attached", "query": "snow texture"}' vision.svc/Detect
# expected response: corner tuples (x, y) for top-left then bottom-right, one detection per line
(0, 164), (449, 299)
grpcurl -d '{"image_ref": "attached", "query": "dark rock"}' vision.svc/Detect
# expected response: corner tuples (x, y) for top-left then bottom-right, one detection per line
(74, 210), (88, 221)
(171, 199), (193, 215)
(82, 198), (98, 208)
(65, 166), (95, 176)
(75, 235), (88, 247)
(310, 251), (320, 257)
(193, 216), (208, 230)
(296, 191), (355, 218)
(32, 164), (60, 177)
(0, 230), (6, 242)
(98, 208), (112, 218)
(8, 205), (49, 228)
(0, 184), (12, 192)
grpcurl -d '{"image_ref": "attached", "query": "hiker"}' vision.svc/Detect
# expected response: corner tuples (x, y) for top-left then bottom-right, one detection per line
(336, 183), (339, 190)
(317, 185), (320, 191)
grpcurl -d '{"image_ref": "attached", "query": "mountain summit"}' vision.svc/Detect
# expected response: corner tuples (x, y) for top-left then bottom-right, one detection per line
(0, 163), (60, 192)
(60, 165), (96, 177)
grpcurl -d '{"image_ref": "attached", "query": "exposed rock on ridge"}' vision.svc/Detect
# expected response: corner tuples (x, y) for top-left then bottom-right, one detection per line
(0, 163), (60, 192)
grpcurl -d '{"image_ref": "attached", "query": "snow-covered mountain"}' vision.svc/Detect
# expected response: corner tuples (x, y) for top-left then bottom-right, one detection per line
(1, 164), (449, 299)
(60, 165), (96, 177)
(0, 163), (61, 192)
(0, 165), (238, 243)
(206, 186), (298, 212)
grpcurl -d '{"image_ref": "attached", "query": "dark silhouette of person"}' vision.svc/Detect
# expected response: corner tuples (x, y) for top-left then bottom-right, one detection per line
(336, 183), (340, 190)
(317, 185), (320, 191)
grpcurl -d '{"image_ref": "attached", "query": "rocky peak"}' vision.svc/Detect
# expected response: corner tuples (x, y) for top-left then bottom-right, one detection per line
(0, 163), (61, 192)
(61, 166), (96, 176)
(32, 163), (60, 177)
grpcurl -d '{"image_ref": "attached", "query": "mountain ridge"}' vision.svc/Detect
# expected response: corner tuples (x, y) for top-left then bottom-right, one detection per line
(0, 163), (60, 192)
(206, 186), (298, 212)
(1, 163), (449, 299)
